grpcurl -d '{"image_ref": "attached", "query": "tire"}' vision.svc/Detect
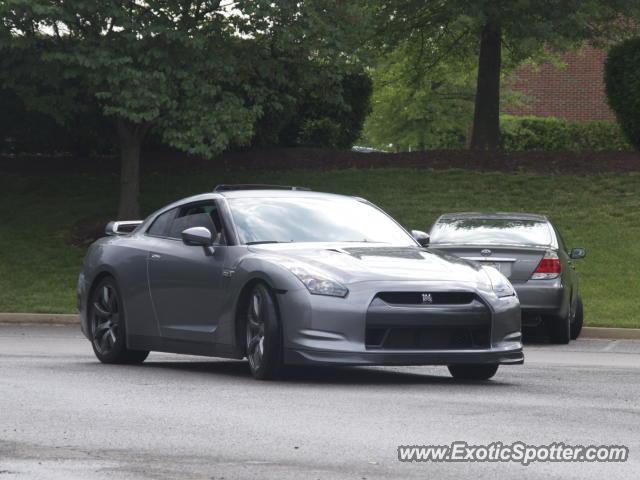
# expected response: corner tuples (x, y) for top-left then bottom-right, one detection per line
(448, 364), (499, 380)
(89, 277), (149, 364)
(244, 283), (284, 380)
(570, 294), (584, 340)
(548, 304), (572, 345)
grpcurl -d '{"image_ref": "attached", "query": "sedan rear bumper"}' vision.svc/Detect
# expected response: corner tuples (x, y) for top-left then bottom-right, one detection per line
(285, 345), (524, 366)
(514, 278), (564, 315)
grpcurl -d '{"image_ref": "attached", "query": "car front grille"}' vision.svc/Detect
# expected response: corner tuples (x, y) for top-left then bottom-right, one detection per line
(365, 326), (491, 349)
(365, 291), (491, 350)
(376, 291), (476, 305)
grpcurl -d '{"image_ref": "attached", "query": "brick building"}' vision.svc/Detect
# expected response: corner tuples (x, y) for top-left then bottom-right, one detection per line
(505, 45), (615, 122)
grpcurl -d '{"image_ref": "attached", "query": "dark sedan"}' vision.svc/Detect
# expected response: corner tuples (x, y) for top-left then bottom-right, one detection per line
(428, 212), (585, 343)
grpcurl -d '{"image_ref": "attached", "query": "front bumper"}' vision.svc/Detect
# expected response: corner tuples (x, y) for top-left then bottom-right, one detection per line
(285, 345), (524, 366)
(279, 280), (523, 367)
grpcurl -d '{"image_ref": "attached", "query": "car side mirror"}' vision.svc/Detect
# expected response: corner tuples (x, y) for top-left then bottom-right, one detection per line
(411, 230), (430, 247)
(182, 226), (214, 249)
(569, 247), (586, 259)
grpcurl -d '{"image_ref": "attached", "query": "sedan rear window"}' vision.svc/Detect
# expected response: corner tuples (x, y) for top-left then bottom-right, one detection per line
(430, 218), (553, 246)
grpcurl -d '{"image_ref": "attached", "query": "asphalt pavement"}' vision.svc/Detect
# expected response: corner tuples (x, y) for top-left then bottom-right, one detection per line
(1, 325), (639, 479)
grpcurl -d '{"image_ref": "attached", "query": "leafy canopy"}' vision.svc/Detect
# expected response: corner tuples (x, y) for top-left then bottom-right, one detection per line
(365, 0), (640, 150)
(362, 38), (476, 151)
(0, 0), (370, 157)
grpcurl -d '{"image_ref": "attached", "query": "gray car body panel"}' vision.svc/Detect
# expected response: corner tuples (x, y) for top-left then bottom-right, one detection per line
(429, 212), (580, 325)
(79, 193), (523, 366)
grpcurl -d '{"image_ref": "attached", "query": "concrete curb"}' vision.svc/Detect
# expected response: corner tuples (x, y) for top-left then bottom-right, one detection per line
(581, 326), (640, 341)
(0, 313), (79, 325)
(1, 313), (639, 340)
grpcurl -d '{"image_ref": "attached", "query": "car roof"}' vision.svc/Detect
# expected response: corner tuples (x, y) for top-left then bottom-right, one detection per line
(158, 189), (357, 211)
(437, 212), (549, 222)
(216, 189), (351, 199)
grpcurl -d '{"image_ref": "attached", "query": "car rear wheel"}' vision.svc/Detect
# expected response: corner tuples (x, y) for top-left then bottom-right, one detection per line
(89, 277), (149, 364)
(448, 364), (499, 380)
(570, 294), (584, 340)
(245, 283), (284, 380)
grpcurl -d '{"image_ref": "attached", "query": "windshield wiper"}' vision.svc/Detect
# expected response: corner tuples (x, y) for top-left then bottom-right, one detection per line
(245, 240), (284, 245)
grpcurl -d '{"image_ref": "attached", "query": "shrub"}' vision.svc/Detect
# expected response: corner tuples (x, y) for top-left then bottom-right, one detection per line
(500, 115), (633, 151)
(0, 89), (115, 156)
(297, 118), (342, 148)
(604, 37), (640, 150)
(252, 67), (372, 150)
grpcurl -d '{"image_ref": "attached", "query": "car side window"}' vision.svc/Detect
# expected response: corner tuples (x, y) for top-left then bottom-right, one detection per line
(166, 202), (225, 244)
(147, 208), (177, 237)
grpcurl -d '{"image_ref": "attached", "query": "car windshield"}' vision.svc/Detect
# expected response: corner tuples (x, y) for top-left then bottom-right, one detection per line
(430, 218), (552, 246)
(228, 196), (416, 246)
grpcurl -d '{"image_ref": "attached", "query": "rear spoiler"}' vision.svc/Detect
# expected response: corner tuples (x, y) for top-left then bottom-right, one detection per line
(105, 220), (143, 236)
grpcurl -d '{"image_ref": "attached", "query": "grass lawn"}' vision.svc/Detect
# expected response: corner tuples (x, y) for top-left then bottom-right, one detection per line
(1, 167), (638, 328)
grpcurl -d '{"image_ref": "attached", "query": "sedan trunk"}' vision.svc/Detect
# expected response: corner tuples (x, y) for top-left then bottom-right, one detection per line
(430, 245), (548, 283)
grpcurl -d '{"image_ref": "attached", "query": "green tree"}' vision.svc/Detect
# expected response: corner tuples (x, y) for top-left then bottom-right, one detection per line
(252, 67), (372, 149)
(605, 37), (640, 150)
(0, 0), (369, 217)
(362, 39), (476, 151)
(370, 1), (640, 150)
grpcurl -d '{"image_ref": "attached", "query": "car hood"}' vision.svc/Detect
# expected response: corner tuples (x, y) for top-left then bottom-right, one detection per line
(248, 243), (489, 286)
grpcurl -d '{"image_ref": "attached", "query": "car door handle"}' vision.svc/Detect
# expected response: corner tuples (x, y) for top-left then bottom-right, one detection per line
(150, 253), (162, 260)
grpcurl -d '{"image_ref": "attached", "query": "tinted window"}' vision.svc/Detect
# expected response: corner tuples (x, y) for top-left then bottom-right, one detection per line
(147, 208), (176, 237)
(227, 197), (415, 245)
(430, 218), (552, 246)
(166, 202), (224, 243)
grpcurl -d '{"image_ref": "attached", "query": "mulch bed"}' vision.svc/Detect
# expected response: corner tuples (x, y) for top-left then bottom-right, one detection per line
(1, 148), (639, 176)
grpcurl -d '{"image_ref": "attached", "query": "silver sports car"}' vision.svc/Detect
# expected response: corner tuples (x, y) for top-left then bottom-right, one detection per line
(428, 212), (585, 343)
(78, 186), (523, 380)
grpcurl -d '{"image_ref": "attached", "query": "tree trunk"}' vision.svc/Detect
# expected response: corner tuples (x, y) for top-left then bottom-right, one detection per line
(116, 119), (148, 219)
(470, 22), (502, 150)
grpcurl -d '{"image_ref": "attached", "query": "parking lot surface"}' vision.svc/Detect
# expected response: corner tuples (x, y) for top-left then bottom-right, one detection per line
(1, 325), (638, 479)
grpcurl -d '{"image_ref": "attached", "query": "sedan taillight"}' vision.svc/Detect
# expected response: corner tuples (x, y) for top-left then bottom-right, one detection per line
(531, 251), (562, 280)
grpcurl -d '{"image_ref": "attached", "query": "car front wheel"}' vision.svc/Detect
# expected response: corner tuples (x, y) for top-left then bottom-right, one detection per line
(89, 277), (149, 364)
(245, 283), (284, 380)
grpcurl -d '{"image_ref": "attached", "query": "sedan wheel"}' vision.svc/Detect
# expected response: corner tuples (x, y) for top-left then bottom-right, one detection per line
(89, 277), (149, 364)
(570, 294), (584, 340)
(547, 305), (571, 344)
(245, 283), (284, 380)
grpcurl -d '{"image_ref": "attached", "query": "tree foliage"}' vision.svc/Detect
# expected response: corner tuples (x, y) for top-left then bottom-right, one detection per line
(252, 68), (372, 149)
(0, 0), (370, 217)
(0, 88), (114, 155)
(368, 0), (640, 150)
(604, 37), (640, 150)
(362, 40), (476, 151)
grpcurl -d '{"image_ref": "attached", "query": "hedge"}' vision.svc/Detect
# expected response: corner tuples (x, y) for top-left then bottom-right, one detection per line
(500, 115), (634, 151)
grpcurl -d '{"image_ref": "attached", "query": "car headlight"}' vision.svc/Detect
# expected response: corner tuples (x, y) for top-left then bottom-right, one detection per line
(284, 262), (348, 297)
(483, 266), (516, 298)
